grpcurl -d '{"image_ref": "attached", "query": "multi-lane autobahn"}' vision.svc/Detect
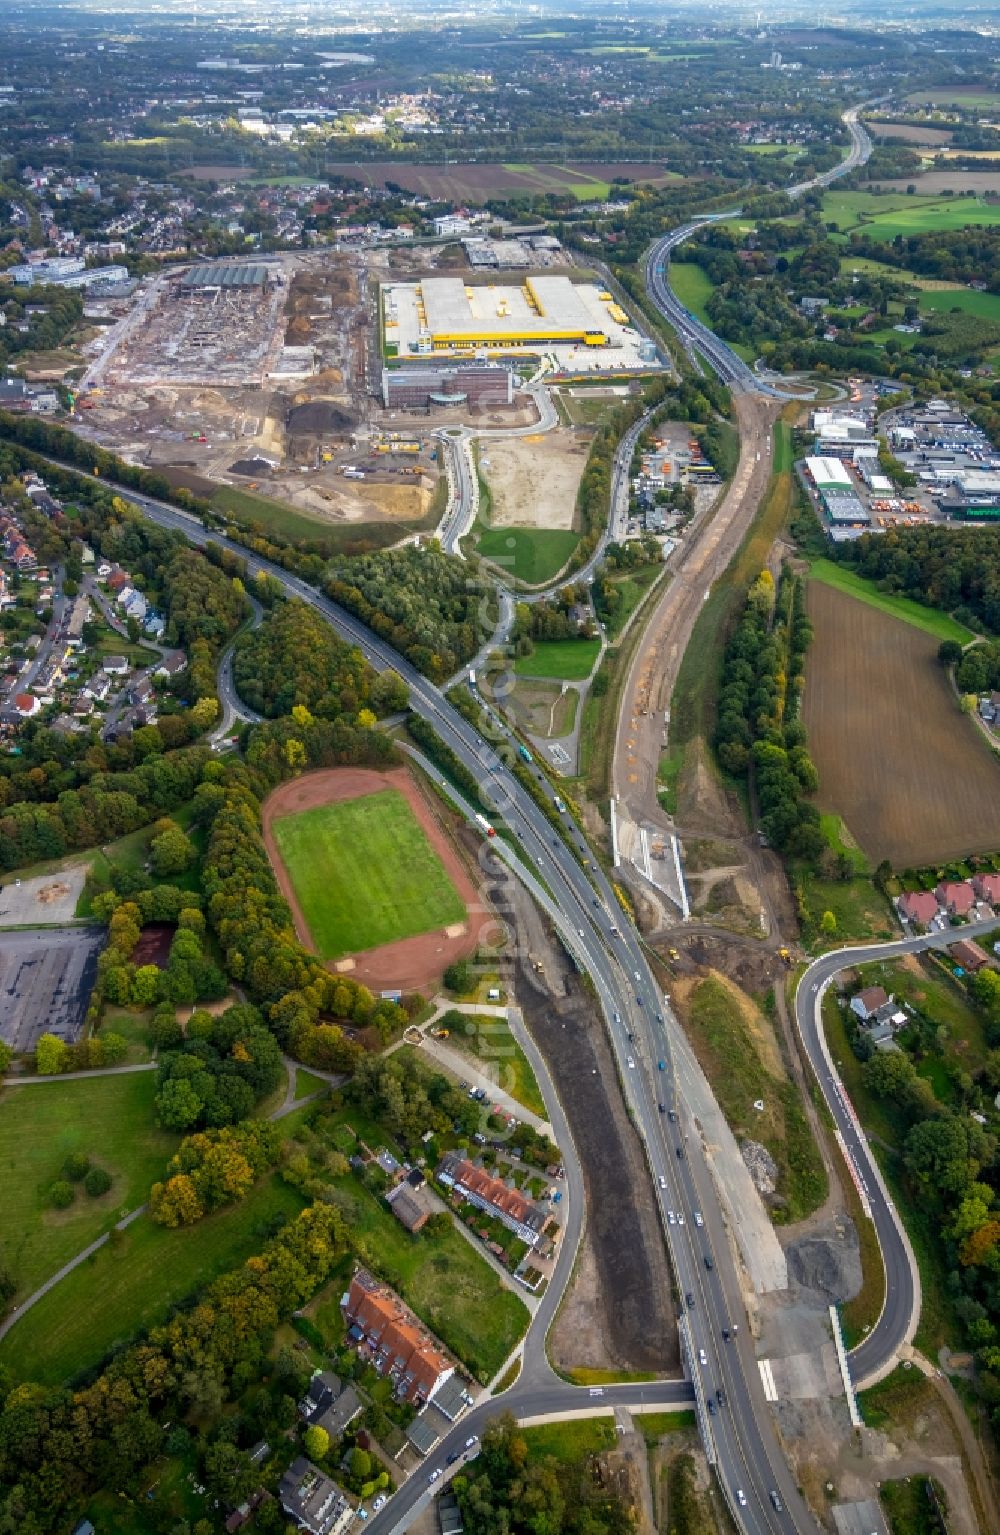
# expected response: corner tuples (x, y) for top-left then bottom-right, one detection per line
(23, 104), (889, 1535)
(645, 110), (872, 392)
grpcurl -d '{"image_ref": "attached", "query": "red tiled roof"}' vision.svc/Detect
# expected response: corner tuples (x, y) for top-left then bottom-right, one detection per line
(899, 890), (939, 923)
(936, 880), (975, 914)
(450, 1157), (535, 1226)
(13, 693), (35, 711)
(346, 1271), (452, 1404)
(973, 873), (1000, 904)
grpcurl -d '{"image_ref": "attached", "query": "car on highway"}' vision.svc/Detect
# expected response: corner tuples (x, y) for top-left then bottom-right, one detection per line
(697, 1348), (707, 1367)
(659, 1176), (667, 1190)
(627, 1057), (635, 1069)
(769, 1490), (783, 1512)
(694, 1210), (703, 1227)
(428, 1469), (442, 1484)
(676, 1145), (685, 1159)
(707, 1399), (716, 1416)
(667, 1108), (677, 1122)
(667, 1208), (675, 1222)
(677, 1213), (685, 1225)
(658, 1102), (666, 1113)
(685, 1291), (695, 1308)
(736, 1488), (747, 1508)
(657, 1059), (665, 1071)
(716, 1388), (726, 1406)
(466, 1436), (478, 1448)
(704, 1255), (713, 1270)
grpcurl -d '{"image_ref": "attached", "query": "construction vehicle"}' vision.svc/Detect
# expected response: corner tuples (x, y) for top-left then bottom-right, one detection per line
(474, 813), (496, 838)
(779, 947), (792, 967)
(431, 1028), (450, 1040)
(668, 947), (680, 961)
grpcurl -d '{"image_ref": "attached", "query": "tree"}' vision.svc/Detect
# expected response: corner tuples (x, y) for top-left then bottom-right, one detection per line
(157, 1076), (204, 1130)
(191, 696), (219, 731)
(150, 1173), (204, 1227)
(203, 1441), (258, 1507)
(905, 1115), (978, 1195)
(132, 964), (161, 1006)
(0, 1040), (12, 1080)
(63, 1152), (90, 1182)
(303, 1425), (329, 1462)
(151, 825), (195, 877)
(84, 1167), (112, 1198)
(820, 910), (837, 935)
(100, 1031), (128, 1065)
(349, 1447), (372, 1480)
(938, 639), (963, 668)
(49, 1180), (75, 1209)
(35, 1033), (69, 1075)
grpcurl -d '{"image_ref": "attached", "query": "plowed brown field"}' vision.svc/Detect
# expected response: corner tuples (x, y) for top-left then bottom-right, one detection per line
(803, 582), (1000, 866)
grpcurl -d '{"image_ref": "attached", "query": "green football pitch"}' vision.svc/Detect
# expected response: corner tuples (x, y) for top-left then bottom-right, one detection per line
(272, 787), (466, 958)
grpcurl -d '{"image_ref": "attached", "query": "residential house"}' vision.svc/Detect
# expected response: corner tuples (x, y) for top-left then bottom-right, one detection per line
(105, 569), (130, 595)
(935, 880), (975, 918)
(277, 1456), (353, 1535)
(84, 672), (112, 701)
(103, 654), (129, 675)
(949, 938), (992, 973)
(129, 674), (154, 706)
(386, 1182), (431, 1233)
(13, 693), (39, 717)
(154, 649), (186, 678)
(123, 592), (148, 622)
(342, 1267), (455, 1408)
(96, 561), (113, 579)
(849, 986), (889, 1024)
(437, 1152), (549, 1248)
(973, 873), (1000, 906)
(897, 889), (942, 929)
(299, 1371), (363, 1441)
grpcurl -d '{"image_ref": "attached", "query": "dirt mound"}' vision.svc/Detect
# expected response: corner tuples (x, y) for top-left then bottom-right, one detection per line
(785, 1222), (862, 1305)
(229, 457), (276, 477)
(286, 400), (355, 435)
(37, 882), (70, 904)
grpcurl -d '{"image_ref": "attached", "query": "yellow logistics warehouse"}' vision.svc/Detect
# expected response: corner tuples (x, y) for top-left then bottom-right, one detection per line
(385, 275), (615, 355)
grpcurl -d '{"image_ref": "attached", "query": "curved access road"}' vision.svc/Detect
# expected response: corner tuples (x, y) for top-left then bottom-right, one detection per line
(795, 916), (1000, 1389)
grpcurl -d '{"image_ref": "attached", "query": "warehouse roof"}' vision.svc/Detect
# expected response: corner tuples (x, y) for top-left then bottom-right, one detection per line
(181, 262), (270, 288)
(806, 456), (853, 489)
(419, 276), (602, 340)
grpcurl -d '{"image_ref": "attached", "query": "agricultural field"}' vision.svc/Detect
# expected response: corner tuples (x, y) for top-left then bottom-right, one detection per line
(270, 785), (466, 959)
(321, 159), (676, 203)
(822, 188), (1000, 239)
(808, 559), (974, 644)
(0, 1175), (305, 1385)
(0, 1072), (176, 1303)
(803, 581), (1000, 866)
(918, 287), (1000, 324)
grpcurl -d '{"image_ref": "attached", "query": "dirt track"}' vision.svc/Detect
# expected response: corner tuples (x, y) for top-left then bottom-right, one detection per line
(261, 767), (486, 995)
(613, 393), (781, 822)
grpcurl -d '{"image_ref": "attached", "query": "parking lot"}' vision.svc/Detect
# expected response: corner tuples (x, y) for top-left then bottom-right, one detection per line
(0, 927), (105, 1053)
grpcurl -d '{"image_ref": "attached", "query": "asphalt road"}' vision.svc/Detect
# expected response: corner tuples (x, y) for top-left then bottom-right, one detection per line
(795, 916), (1000, 1390)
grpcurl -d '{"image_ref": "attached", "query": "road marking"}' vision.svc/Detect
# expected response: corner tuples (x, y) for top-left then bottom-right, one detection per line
(758, 1359), (778, 1403)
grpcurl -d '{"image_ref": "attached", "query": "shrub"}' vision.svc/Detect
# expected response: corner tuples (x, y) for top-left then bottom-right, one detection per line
(49, 1180), (75, 1209)
(63, 1152), (91, 1182)
(84, 1167), (113, 1198)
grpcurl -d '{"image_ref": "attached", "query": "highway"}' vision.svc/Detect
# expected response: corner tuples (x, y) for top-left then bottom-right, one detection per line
(22, 107), (880, 1535)
(644, 110), (872, 392)
(33, 460), (812, 1534)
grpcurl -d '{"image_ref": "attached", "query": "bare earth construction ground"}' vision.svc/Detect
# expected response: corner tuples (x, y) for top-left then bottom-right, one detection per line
(803, 582), (1000, 866)
(481, 428), (589, 531)
(262, 768), (484, 994)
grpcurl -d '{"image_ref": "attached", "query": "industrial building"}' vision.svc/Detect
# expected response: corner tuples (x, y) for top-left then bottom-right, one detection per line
(381, 362), (515, 409)
(385, 275), (617, 355)
(804, 455), (870, 529)
(7, 256), (129, 289)
(178, 262), (274, 291)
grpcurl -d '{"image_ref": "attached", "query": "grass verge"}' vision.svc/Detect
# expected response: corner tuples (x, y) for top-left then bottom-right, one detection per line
(514, 637), (601, 682)
(808, 559), (975, 644)
(441, 1012), (547, 1119)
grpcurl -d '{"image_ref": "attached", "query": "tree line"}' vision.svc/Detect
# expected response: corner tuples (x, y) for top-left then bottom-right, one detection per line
(832, 525), (1000, 635)
(714, 568), (822, 860)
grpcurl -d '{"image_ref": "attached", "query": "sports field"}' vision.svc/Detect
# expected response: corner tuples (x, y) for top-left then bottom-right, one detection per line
(803, 582), (1000, 866)
(271, 787), (465, 959)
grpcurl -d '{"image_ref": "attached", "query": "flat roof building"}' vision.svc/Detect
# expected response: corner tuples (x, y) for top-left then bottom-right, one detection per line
(382, 362), (514, 409)
(179, 262), (272, 290)
(411, 276), (607, 351)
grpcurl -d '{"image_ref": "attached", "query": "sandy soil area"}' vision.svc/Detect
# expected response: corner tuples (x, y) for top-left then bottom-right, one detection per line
(0, 866), (89, 928)
(261, 767), (486, 995)
(481, 428), (590, 530)
(876, 170), (1000, 193)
